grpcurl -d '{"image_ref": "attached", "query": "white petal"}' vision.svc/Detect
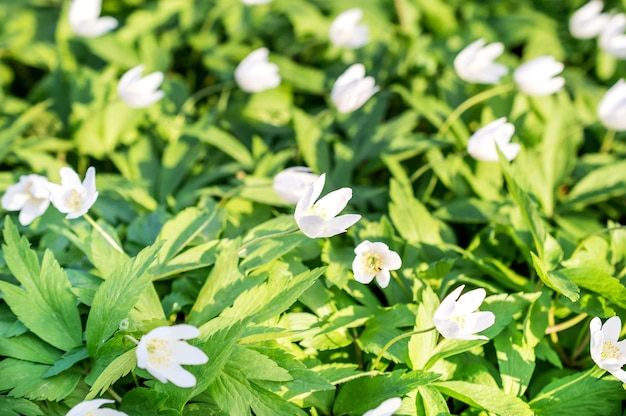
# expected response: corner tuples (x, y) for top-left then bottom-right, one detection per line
(161, 364), (197, 388)
(317, 214), (361, 237)
(433, 285), (464, 321)
(464, 311), (495, 334)
(603, 316), (622, 344)
(66, 399), (115, 416)
(375, 269), (391, 288)
(171, 340), (209, 365)
(363, 397), (402, 416)
(296, 215), (326, 238)
(314, 187), (353, 219)
(18, 200), (50, 226)
(455, 288), (486, 313)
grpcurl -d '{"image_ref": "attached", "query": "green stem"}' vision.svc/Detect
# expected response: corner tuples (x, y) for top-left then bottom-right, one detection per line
(545, 313), (588, 335)
(370, 327), (436, 370)
(392, 271), (411, 301)
(107, 388), (123, 403)
(600, 129), (616, 153)
(239, 228), (300, 254)
(438, 83), (514, 138)
(82, 214), (124, 253)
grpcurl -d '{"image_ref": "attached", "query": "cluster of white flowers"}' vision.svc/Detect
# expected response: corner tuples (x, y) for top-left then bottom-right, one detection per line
(570, 0), (626, 58)
(2, 167), (98, 226)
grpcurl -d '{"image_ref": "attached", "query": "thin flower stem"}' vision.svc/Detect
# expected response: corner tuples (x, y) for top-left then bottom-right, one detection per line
(370, 327), (436, 370)
(351, 328), (364, 370)
(238, 228), (300, 254)
(437, 83), (514, 138)
(409, 162), (432, 183)
(571, 331), (591, 361)
(545, 313), (588, 335)
(82, 214), (124, 254)
(392, 271), (411, 301)
(124, 335), (140, 346)
(178, 81), (235, 118)
(600, 129), (616, 153)
(107, 388), (123, 403)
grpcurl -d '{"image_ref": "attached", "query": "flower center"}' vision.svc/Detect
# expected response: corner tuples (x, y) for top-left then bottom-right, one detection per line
(454, 315), (466, 329)
(306, 204), (327, 218)
(601, 341), (622, 360)
(66, 189), (83, 210)
(361, 251), (383, 275)
(146, 337), (173, 368)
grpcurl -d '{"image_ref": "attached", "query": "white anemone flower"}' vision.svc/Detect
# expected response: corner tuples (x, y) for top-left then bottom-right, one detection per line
(433, 285), (495, 341)
(331, 64), (379, 113)
(68, 0), (118, 38)
(329, 8), (369, 49)
(273, 167), (320, 204)
(234, 48), (281, 93)
(294, 173), (361, 238)
(569, 0), (610, 39)
(352, 241), (402, 288)
(590, 316), (626, 383)
(599, 14), (626, 59)
(46, 167), (98, 220)
(136, 324), (208, 388)
(513, 56), (565, 96)
(66, 399), (128, 416)
(363, 397), (403, 416)
(598, 79), (626, 131)
(467, 117), (520, 162)
(2, 174), (51, 226)
(453, 39), (508, 84)
(241, 0), (272, 5)
(117, 65), (165, 109)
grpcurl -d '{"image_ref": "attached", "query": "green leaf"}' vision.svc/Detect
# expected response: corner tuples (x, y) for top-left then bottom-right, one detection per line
(408, 282), (439, 370)
(187, 124), (254, 167)
(119, 388), (170, 416)
(529, 368), (626, 415)
(0, 217), (82, 351)
(0, 396), (43, 416)
(423, 338), (487, 370)
(86, 348), (137, 400)
(560, 266), (626, 309)
(530, 252), (579, 302)
(293, 108), (330, 174)
(333, 370), (440, 415)
(0, 358), (81, 401)
(85, 244), (161, 355)
(433, 380), (533, 416)
(494, 324), (535, 396)
(0, 333), (62, 365)
(43, 345), (89, 378)
(416, 385), (450, 416)
(0, 100), (51, 164)
(562, 159), (626, 209)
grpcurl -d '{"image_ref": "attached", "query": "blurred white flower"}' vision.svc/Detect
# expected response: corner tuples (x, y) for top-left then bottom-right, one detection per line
(273, 167), (320, 204)
(234, 48), (281, 93)
(46, 167), (98, 220)
(598, 79), (626, 131)
(590, 316), (626, 383)
(68, 0), (118, 38)
(453, 39), (508, 84)
(241, 0), (272, 5)
(433, 285), (495, 341)
(363, 397), (402, 416)
(136, 324), (208, 388)
(513, 56), (565, 96)
(66, 399), (128, 416)
(331, 64), (379, 113)
(2, 174), (51, 226)
(569, 0), (610, 39)
(467, 117), (520, 162)
(294, 173), (361, 238)
(352, 241), (401, 288)
(329, 8), (369, 49)
(599, 14), (626, 59)
(117, 65), (165, 109)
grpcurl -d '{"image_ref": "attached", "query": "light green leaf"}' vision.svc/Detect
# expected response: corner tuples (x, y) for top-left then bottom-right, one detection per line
(494, 324), (535, 396)
(563, 159), (626, 209)
(530, 252), (579, 302)
(433, 380), (533, 416)
(0, 358), (81, 401)
(86, 348), (137, 400)
(416, 385), (450, 416)
(0, 333), (62, 365)
(293, 108), (330, 175)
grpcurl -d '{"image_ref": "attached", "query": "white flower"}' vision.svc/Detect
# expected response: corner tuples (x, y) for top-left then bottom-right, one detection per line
(234, 48), (281, 93)
(66, 399), (128, 416)
(241, 0), (272, 5)
(352, 241), (401, 288)
(331, 64), (379, 113)
(363, 397), (402, 416)
(513, 56), (565, 96)
(329, 8), (369, 49)
(590, 316), (626, 383)
(117, 65), (165, 109)
(273, 167), (320, 204)
(467, 117), (520, 162)
(46, 167), (98, 220)
(1, 174), (51, 226)
(294, 173), (361, 238)
(453, 39), (508, 84)
(136, 324), (208, 388)
(598, 79), (626, 131)
(569, 0), (610, 39)
(433, 285), (495, 341)
(68, 0), (118, 38)
(599, 14), (626, 59)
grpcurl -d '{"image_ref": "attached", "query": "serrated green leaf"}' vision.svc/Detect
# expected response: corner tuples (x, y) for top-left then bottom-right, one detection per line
(43, 345), (89, 378)
(560, 266), (626, 309)
(119, 388), (169, 415)
(85, 244), (161, 355)
(433, 380), (533, 416)
(0, 333), (62, 365)
(0, 358), (81, 401)
(1, 217), (82, 351)
(416, 385), (450, 416)
(563, 159), (626, 209)
(86, 348), (137, 400)
(531, 252), (579, 301)
(0, 396), (44, 416)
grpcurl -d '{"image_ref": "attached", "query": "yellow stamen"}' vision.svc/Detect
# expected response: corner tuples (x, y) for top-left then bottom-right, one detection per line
(146, 338), (173, 368)
(361, 251), (383, 275)
(306, 204), (326, 218)
(601, 341), (622, 360)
